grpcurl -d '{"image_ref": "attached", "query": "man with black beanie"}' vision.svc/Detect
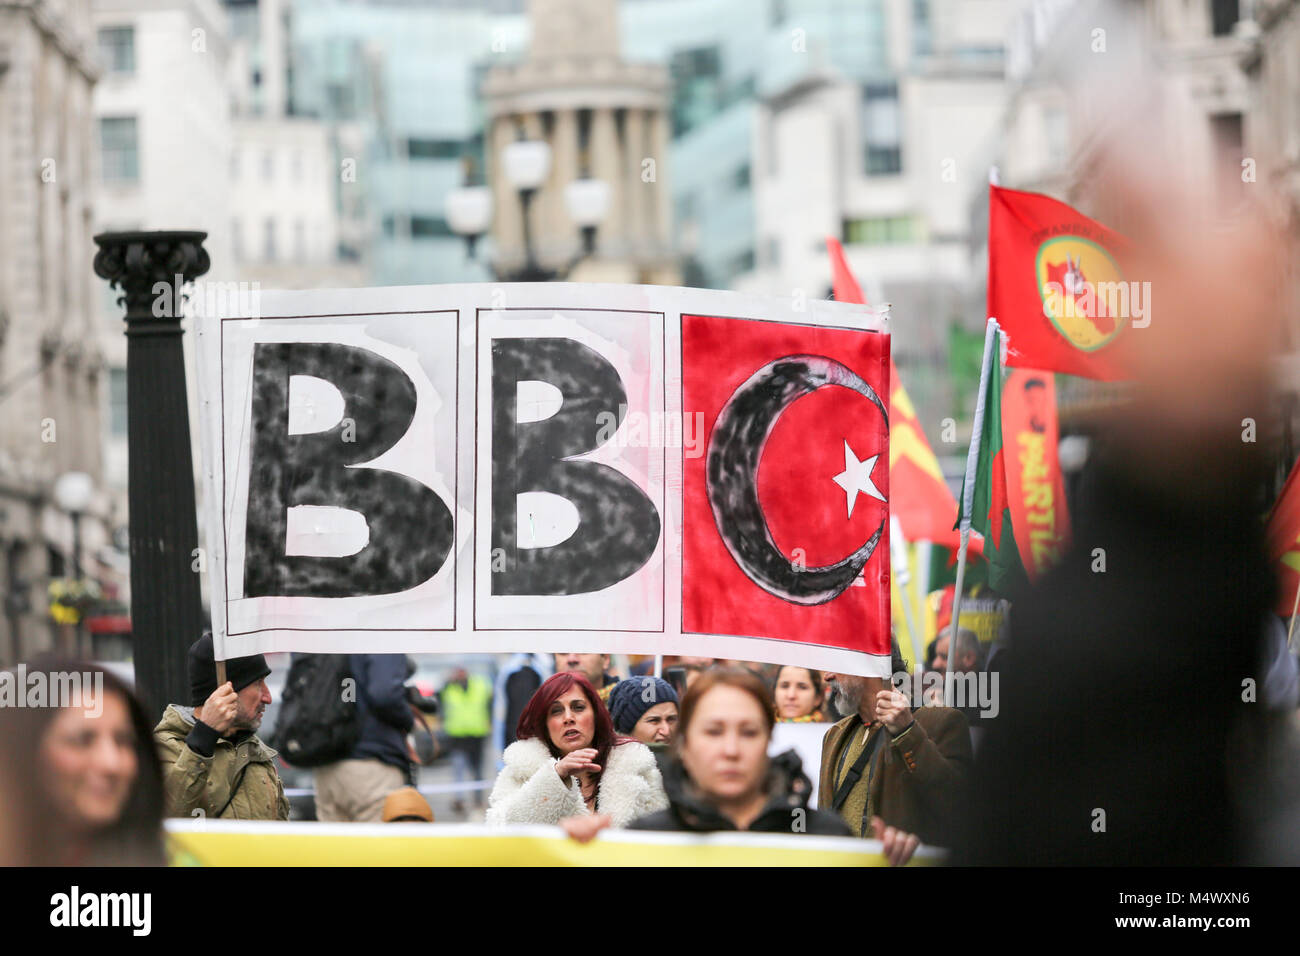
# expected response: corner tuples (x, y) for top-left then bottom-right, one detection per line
(153, 632), (289, 820)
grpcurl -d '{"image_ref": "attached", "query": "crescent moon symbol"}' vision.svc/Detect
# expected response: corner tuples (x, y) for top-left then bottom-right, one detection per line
(705, 354), (888, 606)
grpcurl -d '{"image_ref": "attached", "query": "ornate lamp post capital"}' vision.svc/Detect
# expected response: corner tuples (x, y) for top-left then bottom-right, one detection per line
(93, 230), (210, 322)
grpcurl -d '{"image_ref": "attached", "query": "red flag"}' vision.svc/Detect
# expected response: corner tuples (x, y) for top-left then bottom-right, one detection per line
(988, 184), (1137, 380)
(828, 235), (867, 305)
(1002, 368), (1071, 580)
(682, 312), (891, 674)
(1267, 458), (1300, 618)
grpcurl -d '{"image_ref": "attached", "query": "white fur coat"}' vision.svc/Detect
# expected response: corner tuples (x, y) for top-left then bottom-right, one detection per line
(486, 737), (668, 828)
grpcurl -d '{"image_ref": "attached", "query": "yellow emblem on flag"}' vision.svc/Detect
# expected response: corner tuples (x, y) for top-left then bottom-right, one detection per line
(1035, 236), (1126, 352)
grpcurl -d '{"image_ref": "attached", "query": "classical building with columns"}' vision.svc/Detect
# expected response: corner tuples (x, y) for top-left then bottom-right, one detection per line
(481, 0), (678, 284)
(0, 0), (112, 662)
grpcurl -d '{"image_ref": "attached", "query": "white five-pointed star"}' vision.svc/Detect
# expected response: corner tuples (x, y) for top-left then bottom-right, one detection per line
(832, 440), (885, 518)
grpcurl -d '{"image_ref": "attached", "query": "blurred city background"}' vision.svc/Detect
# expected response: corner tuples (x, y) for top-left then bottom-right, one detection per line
(0, 0), (1295, 676)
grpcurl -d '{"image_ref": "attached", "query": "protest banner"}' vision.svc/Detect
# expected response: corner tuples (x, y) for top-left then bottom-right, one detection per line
(196, 284), (892, 675)
(164, 820), (936, 867)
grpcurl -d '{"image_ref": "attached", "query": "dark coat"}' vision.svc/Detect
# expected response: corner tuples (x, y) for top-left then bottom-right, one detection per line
(952, 451), (1273, 865)
(818, 706), (971, 846)
(348, 654), (414, 772)
(628, 749), (851, 836)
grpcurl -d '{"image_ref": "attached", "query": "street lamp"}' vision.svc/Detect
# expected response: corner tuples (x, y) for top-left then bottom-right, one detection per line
(444, 185), (493, 260)
(446, 135), (609, 281)
(93, 230), (210, 719)
(54, 471), (93, 657)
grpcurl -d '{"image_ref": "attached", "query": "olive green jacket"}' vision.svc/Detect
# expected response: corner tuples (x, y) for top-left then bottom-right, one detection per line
(154, 705), (290, 821)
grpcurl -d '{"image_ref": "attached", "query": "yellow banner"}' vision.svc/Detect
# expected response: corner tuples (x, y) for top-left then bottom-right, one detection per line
(165, 821), (938, 867)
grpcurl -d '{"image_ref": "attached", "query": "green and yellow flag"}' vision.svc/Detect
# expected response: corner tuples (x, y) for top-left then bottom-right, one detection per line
(958, 329), (1029, 595)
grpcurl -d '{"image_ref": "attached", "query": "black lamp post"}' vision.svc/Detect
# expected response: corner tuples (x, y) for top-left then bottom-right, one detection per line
(93, 231), (209, 720)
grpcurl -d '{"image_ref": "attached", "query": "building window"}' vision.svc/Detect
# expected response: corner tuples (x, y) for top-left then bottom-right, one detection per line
(913, 0), (932, 58)
(231, 218), (242, 262)
(263, 219), (276, 260)
(97, 26), (135, 74)
(1210, 111), (1244, 209)
(109, 368), (128, 437)
(99, 117), (139, 183)
(1210, 0), (1239, 36)
(843, 215), (918, 244)
(669, 45), (723, 136)
(262, 150), (274, 181)
(862, 82), (902, 175)
(730, 247), (756, 275)
(407, 138), (463, 160)
(410, 216), (453, 239)
(230, 149), (240, 181)
(733, 163), (751, 189)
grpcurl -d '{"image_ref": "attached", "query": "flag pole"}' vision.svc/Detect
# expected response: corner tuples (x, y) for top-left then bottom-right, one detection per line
(945, 318), (1000, 707)
(890, 515), (925, 676)
(1287, 580), (1300, 653)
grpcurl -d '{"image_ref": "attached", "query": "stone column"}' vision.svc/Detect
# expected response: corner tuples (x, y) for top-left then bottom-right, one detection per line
(93, 231), (209, 721)
(549, 108), (580, 263)
(590, 107), (624, 258)
(490, 115), (524, 274)
(650, 107), (673, 252)
(630, 108), (657, 260)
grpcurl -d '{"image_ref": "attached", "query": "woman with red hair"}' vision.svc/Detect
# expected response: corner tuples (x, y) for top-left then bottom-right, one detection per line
(485, 672), (668, 827)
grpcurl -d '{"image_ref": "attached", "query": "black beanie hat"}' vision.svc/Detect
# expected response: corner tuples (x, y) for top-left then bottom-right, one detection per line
(188, 631), (272, 707)
(608, 676), (679, 734)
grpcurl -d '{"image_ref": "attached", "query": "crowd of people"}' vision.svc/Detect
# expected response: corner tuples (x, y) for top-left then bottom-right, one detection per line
(0, 626), (1001, 865)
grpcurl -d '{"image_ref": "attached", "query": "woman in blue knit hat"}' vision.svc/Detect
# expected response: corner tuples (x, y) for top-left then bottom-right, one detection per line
(608, 676), (679, 745)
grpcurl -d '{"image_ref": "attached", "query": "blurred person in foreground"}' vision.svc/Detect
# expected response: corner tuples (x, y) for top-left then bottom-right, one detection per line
(773, 665), (827, 722)
(822, 641), (971, 846)
(155, 633), (288, 820)
(553, 653), (620, 703)
(563, 669), (931, 860)
(486, 671), (667, 826)
(0, 659), (166, 865)
(954, 67), (1294, 865)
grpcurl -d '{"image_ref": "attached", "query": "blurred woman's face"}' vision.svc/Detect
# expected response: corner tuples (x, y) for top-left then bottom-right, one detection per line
(631, 701), (678, 744)
(774, 667), (821, 720)
(546, 689), (596, 754)
(40, 692), (137, 832)
(680, 685), (769, 804)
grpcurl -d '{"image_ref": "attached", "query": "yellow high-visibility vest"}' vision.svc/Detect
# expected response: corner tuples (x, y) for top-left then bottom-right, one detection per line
(442, 677), (491, 737)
